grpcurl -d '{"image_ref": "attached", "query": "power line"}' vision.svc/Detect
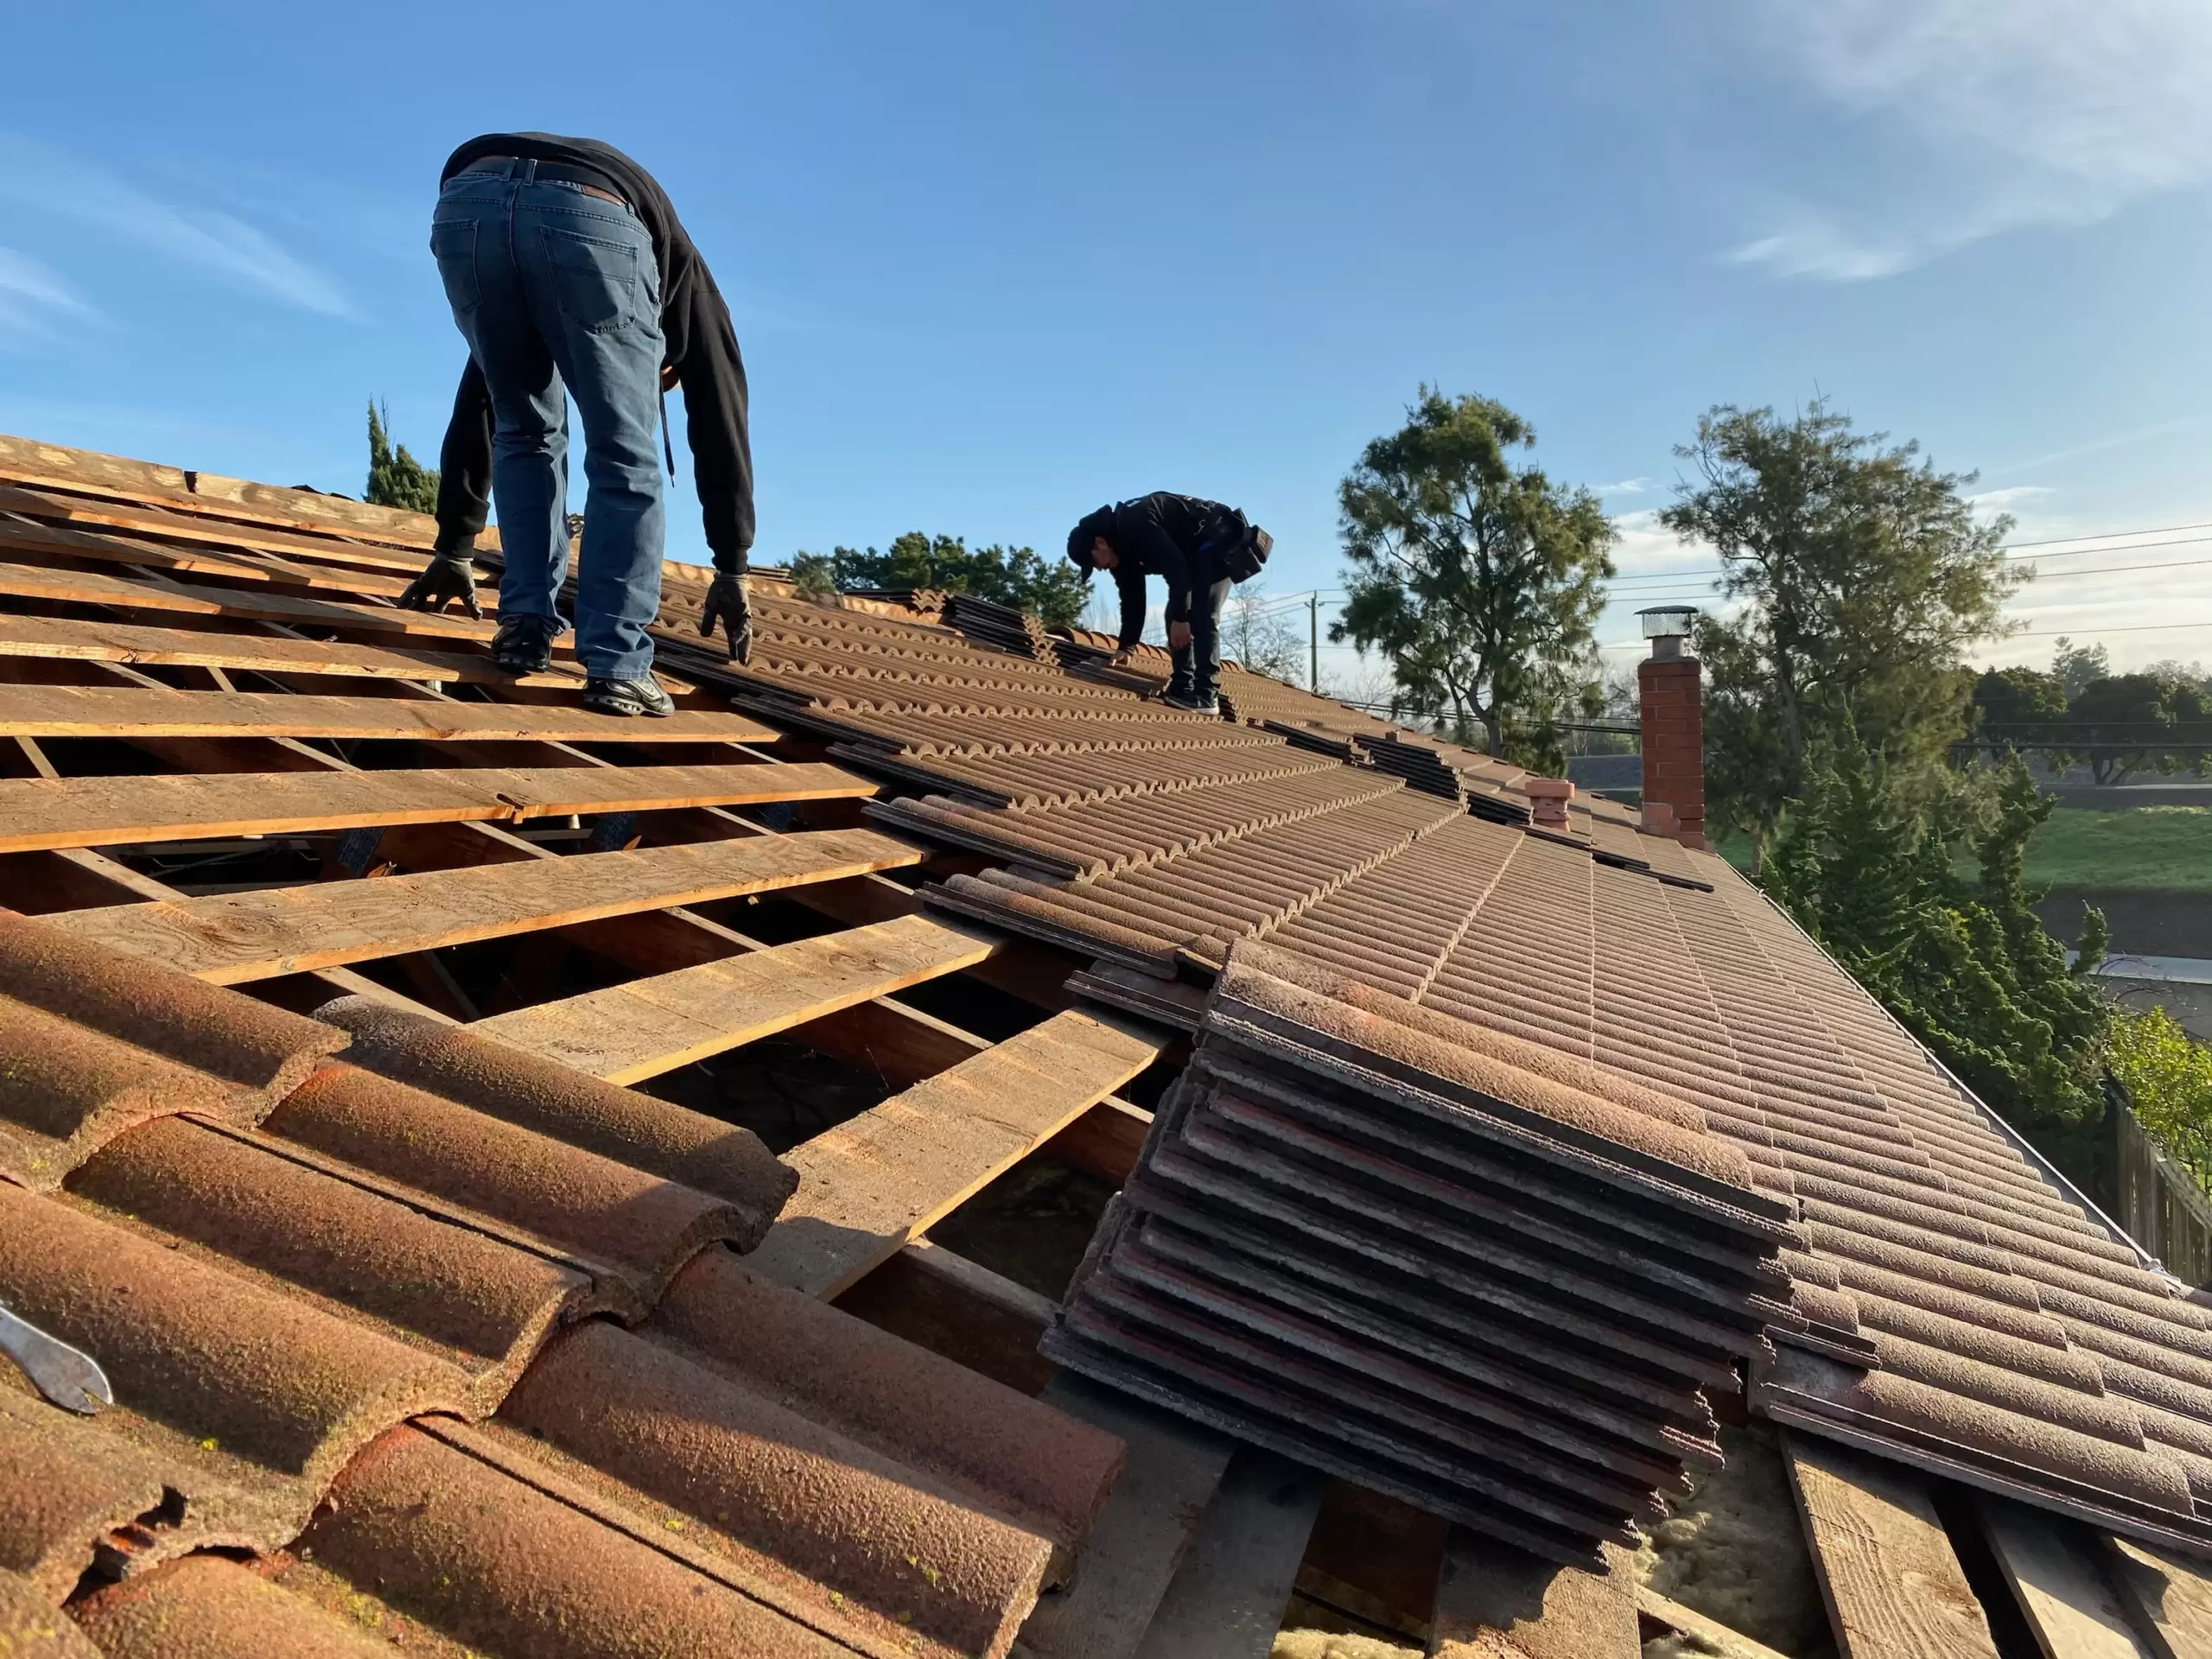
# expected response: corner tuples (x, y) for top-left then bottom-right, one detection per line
(1600, 530), (2212, 590)
(2008, 622), (2212, 638)
(2004, 520), (2212, 548)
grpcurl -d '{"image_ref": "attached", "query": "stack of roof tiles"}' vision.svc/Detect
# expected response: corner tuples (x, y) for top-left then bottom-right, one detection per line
(940, 593), (1058, 660)
(1351, 731), (1466, 800)
(0, 906), (1125, 1659)
(1046, 941), (1802, 1565)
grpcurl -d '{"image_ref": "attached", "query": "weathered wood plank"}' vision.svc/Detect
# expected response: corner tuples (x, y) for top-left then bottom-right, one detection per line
(474, 912), (1003, 1085)
(1133, 1448), (1326, 1659)
(0, 507), (291, 586)
(1011, 1372), (1236, 1659)
(0, 612), (573, 686)
(0, 507), (419, 604)
(1978, 1498), (2154, 1659)
(0, 762), (875, 854)
(48, 829), (922, 982)
(0, 431), (466, 550)
(0, 846), (448, 1020)
(2105, 1534), (2212, 1659)
(0, 482), (429, 574)
(1637, 1586), (1798, 1659)
(0, 684), (774, 743)
(0, 558), (515, 649)
(747, 1007), (1166, 1298)
(0, 528), (426, 620)
(1785, 1433), (2000, 1659)
(1427, 1532), (1639, 1659)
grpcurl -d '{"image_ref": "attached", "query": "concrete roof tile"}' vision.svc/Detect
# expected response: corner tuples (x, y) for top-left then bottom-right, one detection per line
(501, 1319), (1050, 1659)
(0, 1567), (99, 1659)
(0, 910), (344, 1112)
(308, 998), (795, 1240)
(69, 1555), (391, 1659)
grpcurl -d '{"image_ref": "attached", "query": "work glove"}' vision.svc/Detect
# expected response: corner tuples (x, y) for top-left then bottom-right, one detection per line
(399, 552), (483, 620)
(699, 569), (753, 664)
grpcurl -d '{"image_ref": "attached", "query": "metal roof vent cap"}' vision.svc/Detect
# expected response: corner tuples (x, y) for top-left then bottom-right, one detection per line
(1638, 605), (1698, 662)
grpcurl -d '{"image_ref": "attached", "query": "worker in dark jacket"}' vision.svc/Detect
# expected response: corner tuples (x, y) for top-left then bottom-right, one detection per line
(1065, 493), (1271, 715)
(400, 133), (755, 716)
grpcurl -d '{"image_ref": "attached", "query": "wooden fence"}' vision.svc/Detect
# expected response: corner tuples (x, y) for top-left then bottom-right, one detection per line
(2113, 1098), (2212, 1287)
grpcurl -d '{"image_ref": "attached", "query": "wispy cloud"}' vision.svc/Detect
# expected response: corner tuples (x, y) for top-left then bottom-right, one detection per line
(0, 247), (91, 338)
(0, 135), (354, 318)
(1983, 416), (2209, 478)
(1595, 477), (1652, 497)
(1966, 485), (2056, 522)
(1728, 0), (2212, 279)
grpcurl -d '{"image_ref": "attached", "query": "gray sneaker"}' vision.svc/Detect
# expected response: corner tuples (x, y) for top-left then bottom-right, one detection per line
(1160, 690), (1220, 715)
(582, 676), (676, 717)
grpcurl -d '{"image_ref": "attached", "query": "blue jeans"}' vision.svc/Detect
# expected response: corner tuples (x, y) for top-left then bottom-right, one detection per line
(1170, 570), (1233, 701)
(430, 162), (666, 679)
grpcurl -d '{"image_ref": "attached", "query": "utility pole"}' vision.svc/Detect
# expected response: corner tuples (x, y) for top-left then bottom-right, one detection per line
(1309, 592), (1319, 692)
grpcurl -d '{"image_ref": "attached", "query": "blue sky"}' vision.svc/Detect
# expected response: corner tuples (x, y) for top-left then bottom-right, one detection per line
(4, 1), (2211, 685)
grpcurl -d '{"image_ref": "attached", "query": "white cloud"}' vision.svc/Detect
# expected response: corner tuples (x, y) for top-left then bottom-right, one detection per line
(0, 247), (90, 337)
(1595, 477), (1652, 497)
(0, 136), (353, 319)
(1606, 507), (1716, 577)
(1966, 485), (2056, 526)
(1730, 0), (2212, 278)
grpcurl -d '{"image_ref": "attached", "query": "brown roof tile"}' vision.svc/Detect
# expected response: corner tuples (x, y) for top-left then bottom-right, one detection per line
(0, 1384), (174, 1600)
(309, 997), (797, 1236)
(263, 1065), (749, 1313)
(295, 1423), (874, 1658)
(0, 1182), (468, 1548)
(502, 1319), (1051, 1659)
(70, 1555), (392, 1659)
(0, 1567), (99, 1659)
(69, 1117), (591, 1407)
(652, 1251), (1124, 1551)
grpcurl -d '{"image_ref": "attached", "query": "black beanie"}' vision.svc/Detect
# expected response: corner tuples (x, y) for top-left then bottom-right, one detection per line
(1066, 505), (1116, 570)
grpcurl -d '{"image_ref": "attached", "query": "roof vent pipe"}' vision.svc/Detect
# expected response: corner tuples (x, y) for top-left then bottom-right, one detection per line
(1636, 607), (1707, 851)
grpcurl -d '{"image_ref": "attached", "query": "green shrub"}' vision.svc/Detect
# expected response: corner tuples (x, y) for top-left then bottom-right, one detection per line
(2110, 1007), (2212, 1197)
(1760, 741), (2111, 1173)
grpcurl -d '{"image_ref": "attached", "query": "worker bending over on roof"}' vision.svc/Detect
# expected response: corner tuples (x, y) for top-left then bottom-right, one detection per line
(1065, 493), (1272, 715)
(400, 132), (756, 717)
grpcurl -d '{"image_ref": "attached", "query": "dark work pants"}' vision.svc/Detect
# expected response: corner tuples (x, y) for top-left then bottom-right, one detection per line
(1169, 570), (1233, 701)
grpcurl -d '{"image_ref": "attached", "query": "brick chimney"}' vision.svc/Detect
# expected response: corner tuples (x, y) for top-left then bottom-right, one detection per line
(1636, 606), (1706, 850)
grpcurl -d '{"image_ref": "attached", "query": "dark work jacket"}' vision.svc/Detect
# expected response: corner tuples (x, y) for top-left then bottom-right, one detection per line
(1104, 493), (1244, 650)
(431, 133), (754, 571)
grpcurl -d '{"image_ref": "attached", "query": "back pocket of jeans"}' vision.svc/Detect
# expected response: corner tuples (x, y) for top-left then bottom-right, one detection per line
(542, 226), (639, 334)
(429, 216), (480, 314)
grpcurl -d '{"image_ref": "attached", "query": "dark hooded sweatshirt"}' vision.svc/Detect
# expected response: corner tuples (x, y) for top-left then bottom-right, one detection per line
(430, 133), (753, 573)
(1103, 493), (1245, 650)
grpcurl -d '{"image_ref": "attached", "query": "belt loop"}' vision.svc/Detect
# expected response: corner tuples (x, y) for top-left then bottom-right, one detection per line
(520, 157), (538, 183)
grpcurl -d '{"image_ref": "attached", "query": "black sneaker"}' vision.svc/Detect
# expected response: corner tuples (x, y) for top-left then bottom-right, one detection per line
(582, 675), (676, 717)
(492, 613), (563, 676)
(1160, 690), (1220, 715)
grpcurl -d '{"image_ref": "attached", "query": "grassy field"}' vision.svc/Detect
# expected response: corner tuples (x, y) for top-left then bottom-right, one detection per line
(1711, 806), (2212, 893)
(2027, 806), (2212, 893)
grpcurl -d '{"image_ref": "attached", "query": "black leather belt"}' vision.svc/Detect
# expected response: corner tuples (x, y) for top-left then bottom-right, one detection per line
(457, 156), (631, 210)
